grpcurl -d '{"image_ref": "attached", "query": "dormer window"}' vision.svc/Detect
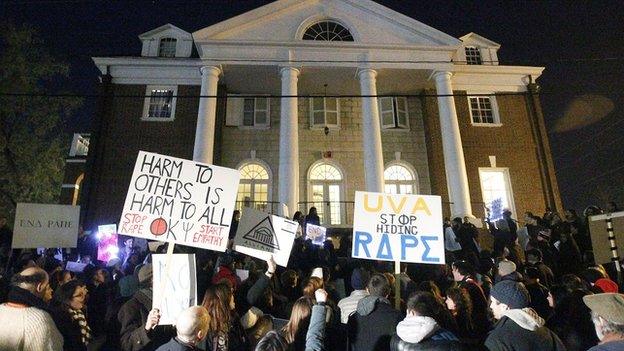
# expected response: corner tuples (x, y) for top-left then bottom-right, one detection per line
(465, 47), (482, 65)
(303, 21), (354, 41)
(158, 37), (177, 57)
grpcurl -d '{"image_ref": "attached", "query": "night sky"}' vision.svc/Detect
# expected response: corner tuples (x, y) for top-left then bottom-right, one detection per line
(2, 0), (623, 212)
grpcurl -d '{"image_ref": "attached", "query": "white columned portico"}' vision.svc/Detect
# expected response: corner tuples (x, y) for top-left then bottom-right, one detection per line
(358, 68), (385, 193)
(278, 67), (300, 215)
(193, 65), (221, 164)
(433, 71), (473, 217)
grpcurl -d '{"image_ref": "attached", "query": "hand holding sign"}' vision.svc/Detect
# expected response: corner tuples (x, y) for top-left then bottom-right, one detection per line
(145, 308), (161, 330)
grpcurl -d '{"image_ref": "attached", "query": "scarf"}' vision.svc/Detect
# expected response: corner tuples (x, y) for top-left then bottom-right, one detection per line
(69, 308), (92, 346)
(7, 286), (50, 312)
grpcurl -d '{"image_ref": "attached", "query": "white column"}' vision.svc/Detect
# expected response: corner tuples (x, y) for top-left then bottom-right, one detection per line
(358, 68), (385, 193)
(433, 71), (473, 217)
(278, 67), (300, 216)
(193, 65), (221, 164)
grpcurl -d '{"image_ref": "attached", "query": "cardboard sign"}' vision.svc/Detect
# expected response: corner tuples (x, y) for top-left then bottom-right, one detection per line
(13, 203), (80, 248)
(97, 224), (118, 262)
(352, 191), (444, 264)
(233, 207), (298, 267)
(589, 212), (624, 265)
(118, 151), (240, 252)
(306, 223), (326, 246)
(153, 254), (197, 325)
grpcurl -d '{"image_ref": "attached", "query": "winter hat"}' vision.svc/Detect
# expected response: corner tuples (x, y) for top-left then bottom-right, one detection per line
(594, 278), (619, 293)
(118, 275), (139, 297)
(498, 259), (517, 277)
(351, 268), (370, 290)
(583, 293), (624, 324)
(240, 307), (264, 330)
(490, 280), (530, 309)
(138, 264), (153, 285)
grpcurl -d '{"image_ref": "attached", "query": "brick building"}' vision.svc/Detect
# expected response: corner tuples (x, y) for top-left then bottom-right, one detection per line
(82, 0), (561, 231)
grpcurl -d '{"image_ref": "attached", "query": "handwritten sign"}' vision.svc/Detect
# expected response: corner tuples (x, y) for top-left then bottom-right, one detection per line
(118, 151), (240, 252)
(306, 223), (326, 246)
(12, 203), (80, 248)
(352, 191), (444, 264)
(97, 224), (118, 262)
(153, 254), (197, 325)
(233, 207), (298, 267)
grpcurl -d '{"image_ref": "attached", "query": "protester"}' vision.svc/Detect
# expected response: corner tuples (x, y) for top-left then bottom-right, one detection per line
(0, 267), (63, 351)
(156, 306), (210, 351)
(391, 291), (464, 351)
(546, 288), (597, 351)
(583, 293), (624, 350)
(337, 267), (370, 324)
(486, 280), (565, 351)
(51, 280), (92, 351)
(201, 282), (249, 351)
(347, 273), (402, 351)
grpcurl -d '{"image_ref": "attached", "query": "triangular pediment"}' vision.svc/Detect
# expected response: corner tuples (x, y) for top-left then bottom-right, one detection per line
(139, 23), (191, 40)
(193, 0), (461, 47)
(459, 32), (500, 48)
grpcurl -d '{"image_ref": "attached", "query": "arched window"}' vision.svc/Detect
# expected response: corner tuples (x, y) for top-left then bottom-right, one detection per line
(237, 161), (271, 211)
(384, 163), (418, 194)
(302, 21), (354, 41)
(308, 161), (344, 225)
(158, 37), (177, 57)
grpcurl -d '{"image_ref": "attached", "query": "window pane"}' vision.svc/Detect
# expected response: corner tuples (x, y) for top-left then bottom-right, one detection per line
(313, 98), (324, 110)
(382, 112), (394, 127)
(310, 163), (342, 180)
(158, 38), (177, 58)
(255, 111), (267, 125)
(243, 111), (254, 126)
(328, 184), (341, 225)
(397, 112), (408, 127)
(396, 97), (407, 112)
(313, 111), (325, 125)
(326, 98), (337, 111)
(326, 112), (338, 125)
(480, 170), (512, 220)
(256, 98), (267, 110)
(148, 89), (173, 118)
(244, 98), (255, 112)
(380, 98), (393, 111)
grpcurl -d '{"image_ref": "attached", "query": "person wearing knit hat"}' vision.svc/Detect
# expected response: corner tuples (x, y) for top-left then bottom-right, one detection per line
(583, 293), (624, 350)
(485, 280), (565, 351)
(337, 267), (370, 324)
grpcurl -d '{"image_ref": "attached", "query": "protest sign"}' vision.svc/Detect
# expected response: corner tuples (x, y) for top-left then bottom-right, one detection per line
(97, 224), (118, 262)
(66, 261), (87, 273)
(118, 151), (240, 252)
(352, 191), (444, 264)
(233, 207), (298, 267)
(13, 203), (80, 249)
(306, 223), (326, 246)
(153, 253), (197, 325)
(589, 212), (624, 265)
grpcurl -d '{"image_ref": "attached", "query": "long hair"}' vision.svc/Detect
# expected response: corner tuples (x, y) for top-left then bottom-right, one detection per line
(282, 296), (313, 344)
(202, 283), (232, 334)
(446, 287), (474, 332)
(302, 277), (323, 298)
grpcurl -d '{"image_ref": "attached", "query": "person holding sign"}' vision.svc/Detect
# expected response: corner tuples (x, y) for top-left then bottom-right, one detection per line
(155, 306), (210, 351)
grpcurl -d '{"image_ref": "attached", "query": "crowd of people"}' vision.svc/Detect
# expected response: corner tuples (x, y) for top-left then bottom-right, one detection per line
(0, 203), (623, 351)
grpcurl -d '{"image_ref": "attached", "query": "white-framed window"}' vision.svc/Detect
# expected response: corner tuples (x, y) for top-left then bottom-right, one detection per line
(242, 97), (270, 127)
(237, 161), (272, 211)
(479, 167), (516, 221)
(158, 37), (177, 58)
(142, 85), (177, 121)
(468, 95), (501, 126)
(384, 163), (418, 194)
(69, 133), (90, 157)
(465, 46), (482, 65)
(308, 161), (345, 226)
(302, 21), (354, 42)
(310, 97), (340, 128)
(379, 97), (409, 130)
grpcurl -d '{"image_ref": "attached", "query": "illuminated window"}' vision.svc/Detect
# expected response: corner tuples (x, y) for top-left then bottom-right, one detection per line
(158, 38), (177, 58)
(237, 162), (271, 211)
(310, 97), (340, 128)
(468, 95), (500, 125)
(302, 21), (354, 41)
(142, 85), (177, 121)
(379, 97), (409, 129)
(465, 47), (482, 65)
(308, 162), (344, 225)
(384, 164), (417, 194)
(479, 168), (515, 221)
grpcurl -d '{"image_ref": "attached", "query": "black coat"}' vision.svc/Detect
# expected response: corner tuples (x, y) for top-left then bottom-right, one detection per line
(347, 298), (403, 351)
(51, 308), (88, 351)
(118, 288), (176, 351)
(485, 316), (566, 351)
(390, 333), (466, 351)
(155, 337), (200, 351)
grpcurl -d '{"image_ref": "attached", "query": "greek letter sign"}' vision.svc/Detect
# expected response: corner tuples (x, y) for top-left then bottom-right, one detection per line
(352, 191), (444, 264)
(118, 151), (240, 252)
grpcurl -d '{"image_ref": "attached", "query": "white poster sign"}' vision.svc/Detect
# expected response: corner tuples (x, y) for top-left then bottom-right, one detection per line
(352, 191), (444, 264)
(233, 207), (298, 267)
(306, 223), (326, 246)
(153, 254), (197, 325)
(13, 203), (80, 248)
(66, 261), (87, 273)
(118, 151), (240, 252)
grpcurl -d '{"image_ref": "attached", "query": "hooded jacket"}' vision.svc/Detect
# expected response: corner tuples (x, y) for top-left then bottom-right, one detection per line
(390, 315), (465, 351)
(485, 308), (566, 351)
(347, 296), (403, 351)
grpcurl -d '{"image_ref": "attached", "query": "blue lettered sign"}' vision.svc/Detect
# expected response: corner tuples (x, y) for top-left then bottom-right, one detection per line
(351, 191), (444, 264)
